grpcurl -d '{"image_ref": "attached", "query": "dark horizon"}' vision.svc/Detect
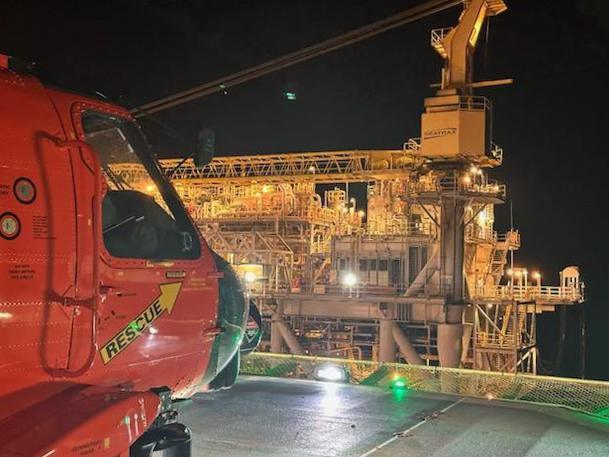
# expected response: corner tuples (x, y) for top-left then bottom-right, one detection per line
(3, 0), (608, 378)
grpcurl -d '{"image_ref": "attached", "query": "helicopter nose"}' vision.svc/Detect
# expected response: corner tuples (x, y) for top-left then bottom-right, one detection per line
(200, 252), (248, 385)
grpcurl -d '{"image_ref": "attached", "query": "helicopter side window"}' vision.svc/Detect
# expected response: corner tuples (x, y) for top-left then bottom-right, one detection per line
(82, 111), (200, 260)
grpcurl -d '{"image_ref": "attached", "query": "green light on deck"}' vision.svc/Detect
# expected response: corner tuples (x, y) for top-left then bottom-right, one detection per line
(391, 374), (408, 389)
(284, 91), (297, 101)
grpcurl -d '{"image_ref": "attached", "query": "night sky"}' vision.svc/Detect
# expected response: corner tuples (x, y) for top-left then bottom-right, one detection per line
(3, 1), (608, 378)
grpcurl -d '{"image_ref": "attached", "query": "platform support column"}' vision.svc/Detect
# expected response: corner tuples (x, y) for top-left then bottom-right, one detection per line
(271, 303), (305, 355)
(460, 322), (473, 365)
(436, 186), (466, 368)
(379, 318), (396, 363)
(437, 323), (464, 368)
(439, 197), (465, 302)
(392, 322), (424, 365)
(275, 318), (305, 355)
(271, 303), (284, 353)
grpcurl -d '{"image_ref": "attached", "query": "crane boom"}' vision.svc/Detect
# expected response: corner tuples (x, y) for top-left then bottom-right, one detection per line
(434, 0), (507, 90)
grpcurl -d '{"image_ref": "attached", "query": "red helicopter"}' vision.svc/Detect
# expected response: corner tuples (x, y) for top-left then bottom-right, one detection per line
(0, 54), (259, 456)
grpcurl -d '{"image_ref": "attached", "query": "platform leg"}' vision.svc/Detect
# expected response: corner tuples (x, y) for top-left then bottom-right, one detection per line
(271, 304), (284, 353)
(379, 318), (396, 363)
(437, 322), (463, 368)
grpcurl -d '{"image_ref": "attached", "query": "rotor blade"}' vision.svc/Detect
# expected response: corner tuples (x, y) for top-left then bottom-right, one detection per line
(132, 0), (461, 116)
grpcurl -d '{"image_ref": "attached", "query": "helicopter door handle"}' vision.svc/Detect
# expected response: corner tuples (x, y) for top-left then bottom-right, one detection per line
(99, 285), (123, 296)
(203, 326), (224, 337)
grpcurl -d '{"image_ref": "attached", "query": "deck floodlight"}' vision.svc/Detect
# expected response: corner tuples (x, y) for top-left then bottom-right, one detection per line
(244, 271), (257, 283)
(343, 272), (357, 287)
(314, 363), (347, 383)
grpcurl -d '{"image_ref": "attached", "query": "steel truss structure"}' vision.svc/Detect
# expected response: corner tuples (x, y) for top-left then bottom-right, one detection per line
(112, 0), (584, 374)
(111, 147), (583, 374)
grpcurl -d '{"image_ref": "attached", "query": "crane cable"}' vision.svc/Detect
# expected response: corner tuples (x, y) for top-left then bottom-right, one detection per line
(132, 0), (462, 116)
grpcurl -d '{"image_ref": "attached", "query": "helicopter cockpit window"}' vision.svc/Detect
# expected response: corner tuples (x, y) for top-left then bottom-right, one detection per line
(82, 111), (200, 260)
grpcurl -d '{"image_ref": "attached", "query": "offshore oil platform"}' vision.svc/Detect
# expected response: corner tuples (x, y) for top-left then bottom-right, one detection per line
(117, 0), (583, 374)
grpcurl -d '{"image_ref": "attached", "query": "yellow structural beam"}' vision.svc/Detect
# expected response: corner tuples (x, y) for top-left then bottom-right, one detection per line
(160, 149), (421, 186)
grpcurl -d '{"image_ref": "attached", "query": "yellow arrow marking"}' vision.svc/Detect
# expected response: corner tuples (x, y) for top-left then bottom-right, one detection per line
(100, 282), (182, 364)
(158, 282), (181, 314)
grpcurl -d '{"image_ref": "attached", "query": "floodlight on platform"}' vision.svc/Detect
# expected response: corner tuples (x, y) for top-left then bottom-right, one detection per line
(314, 363), (347, 383)
(342, 272), (357, 287)
(244, 271), (257, 283)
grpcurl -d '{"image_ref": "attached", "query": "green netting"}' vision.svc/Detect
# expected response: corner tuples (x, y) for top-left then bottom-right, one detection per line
(240, 352), (609, 419)
(359, 366), (391, 386)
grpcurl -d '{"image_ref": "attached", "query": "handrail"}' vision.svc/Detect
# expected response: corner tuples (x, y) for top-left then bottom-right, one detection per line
(430, 27), (452, 49)
(404, 137), (421, 153)
(410, 175), (506, 199)
(490, 143), (503, 163)
(472, 284), (584, 303)
(465, 225), (496, 242)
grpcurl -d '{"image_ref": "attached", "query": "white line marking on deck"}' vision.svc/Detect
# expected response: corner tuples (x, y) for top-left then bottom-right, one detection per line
(357, 397), (466, 457)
